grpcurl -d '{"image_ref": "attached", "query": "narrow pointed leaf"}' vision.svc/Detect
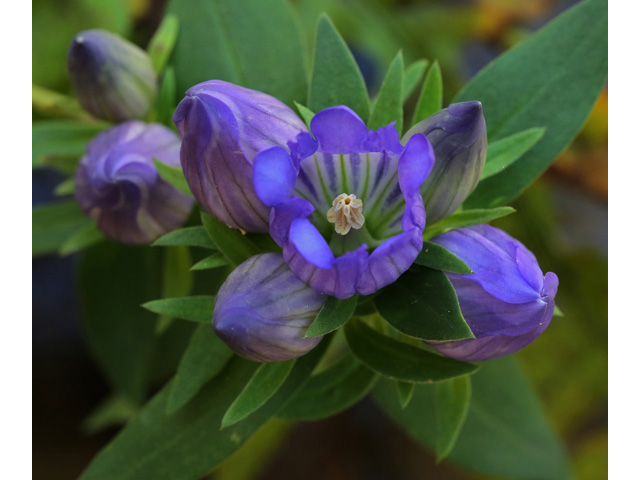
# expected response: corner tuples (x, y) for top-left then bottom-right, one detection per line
(436, 376), (472, 461)
(424, 207), (516, 238)
(153, 159), (192, 197)
(294, 101), (315, 130)
(147, 13), (179, 74)
(201, 212), (260, 266)
(411, 60), (442, 125)
(190, 252), (229, 271)
(345, 320), (477, 383)
(369, 51), (404, 135)
(59, 222), (104, 256)
(152, 226), (216, 249)
(221, 360), (296, 428)
(482, 128), (545, 180)
(32, 120), (105, 169)
(156, 246), (193, 334)
(415, 242), (473, 274)
(154, 67), (177, 126)
(279, 354), (378, 420)
(458, 0), (607, 208)
(143, 296), (215, 324)
(54, 177), (75, 196)
(375, 266), (474, 341)
(402, 59), (428, 102)
(308, 15), (370, 120)
(304, 295), (358, 338)
(33, 200), (92, 256)
(166, 324), (233, 414)
(396, 381), (415, 409)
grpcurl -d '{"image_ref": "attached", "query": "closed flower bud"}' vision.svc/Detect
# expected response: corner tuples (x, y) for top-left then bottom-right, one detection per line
(75, 121), (194, 244)
(173, 80), (309, 233)
(403, 101), (487, 224)
(68, 29), (157, 122)
(213, 253), (326, 362)
(428, 224), (558, 361)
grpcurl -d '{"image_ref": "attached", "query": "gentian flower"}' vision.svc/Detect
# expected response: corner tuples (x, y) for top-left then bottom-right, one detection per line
(75, 121), (194, 244)
(253, 106), (435, 299)
(173, 80), (309, 233)
(68, 30), (157, 122)
(213, 253), (326, 362)
(427, 224), (558, 361)
(403, 101), (487, 224)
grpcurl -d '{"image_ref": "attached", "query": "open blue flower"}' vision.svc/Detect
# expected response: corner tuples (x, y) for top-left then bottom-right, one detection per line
(253, 106), (435, 299)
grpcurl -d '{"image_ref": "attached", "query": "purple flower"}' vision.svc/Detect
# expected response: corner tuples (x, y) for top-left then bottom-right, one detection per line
(213, 253), (326, 362)
(173, 80), (309, 233)
(428, 224), (558, 361)
(253, 106), (435, 299)
(403, 102), (487, 224)
(75, 121), (194, 244)
(68, 30), (157, 122)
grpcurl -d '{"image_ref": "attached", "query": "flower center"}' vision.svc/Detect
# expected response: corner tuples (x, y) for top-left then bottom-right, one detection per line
(327, 193), (365, 235)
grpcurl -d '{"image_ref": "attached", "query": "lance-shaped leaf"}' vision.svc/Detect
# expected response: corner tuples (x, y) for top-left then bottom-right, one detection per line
(482, 128), (545, 180)
(395, 381), (415, 409)
(200, 212), (260, 266)
(190, 252), (228, 271)
(369, 51), (404, 135)
(147, 14), (179, 74)
(424, 206), (515, 238)
(345, 320), (477, 383)
(143, 296), (215, 324)
(154, 159), (192, 197)
(153, 226), (216, 249)
(33, 200), (92, 257)
(304, 295), (358, 338)
(414, 242), (473, 274)
(59, 223), (104, 256)
(411, 60), (442, 125)
(436, 376), (472, 461)
(402, 59), (428, 102)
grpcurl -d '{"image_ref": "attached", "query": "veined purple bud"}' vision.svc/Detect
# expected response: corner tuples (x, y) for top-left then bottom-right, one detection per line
(173, 80), (309, 233)
(403, 101), (487, 224)
(68, 30), (157, 122)
(428, 225), (558, 361)
(213, 253), (326, 362)
(75, 121), (194, 244)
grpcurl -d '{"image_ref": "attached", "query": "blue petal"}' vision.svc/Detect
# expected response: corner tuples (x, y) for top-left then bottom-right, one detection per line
(253, 147), (298, 207)
(289, 218), (335, 269)
(398, 134), (435, 195)
(269, 197), (315, 247)
(310, 106), (368, 154)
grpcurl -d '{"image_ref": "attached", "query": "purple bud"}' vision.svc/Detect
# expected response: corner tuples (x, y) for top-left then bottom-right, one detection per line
(213, 253), (326, 362)
(428, 224), (558, 361)
(173, 80), (309, 233)
(403, 101), (487, 224)
(75, 121), (194, 244)
(68, 30), (157, 122)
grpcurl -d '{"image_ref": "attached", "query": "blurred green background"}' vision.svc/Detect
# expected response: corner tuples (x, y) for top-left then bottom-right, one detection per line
(32, 0), (607, 478)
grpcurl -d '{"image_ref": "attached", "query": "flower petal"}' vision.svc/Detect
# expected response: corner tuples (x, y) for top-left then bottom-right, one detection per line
(289, 218), (335, 269)
(253, 147), (298, 207)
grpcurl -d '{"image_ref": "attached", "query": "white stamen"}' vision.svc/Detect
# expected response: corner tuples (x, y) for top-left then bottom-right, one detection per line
(327, 193), (365, 235)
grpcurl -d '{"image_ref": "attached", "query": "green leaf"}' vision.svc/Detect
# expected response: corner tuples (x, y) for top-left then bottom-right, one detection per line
(59, 222), (105, 256)
(154, 67), (177, 126)
(402, 59), (428, 102)
(553, 305), (564, 317)
(152, 226), (216, 249)
(411, 60), (442, 126)
(143, 296), (215, 324)
(82, 394), (140, 435)
(200, 212), (260, 266)
(482, 128), (545, 180)
(221, 360), (296, 428)
(32, 120), (106, 170)
(79, 337), (331, 480)
(344, 320), (477, 383)
(156, 246), (194, 334)
(424, 206), (516, 238)
(167, 0), (307, 107)
(153, 159), (192, 197)
(414, 242), (473, 274)
(308, 14), (370, 120)
(294, 101), (315, 130)
(53, 177), (75, 196)
(147, 13), (180, 74)
(374, 357), (570, 479)
(166, 324), (233, 414)
(436, 376), (472, 461)
(369, 51), (404, 135)
(32, 84), (91, 121)
(457, 0), (607, 208)
(279, 354), (378, 420)
(304, 295), (358, 338)
(32, 200), (92, 257)
(374, 266), (474, 341)
(79, 243), (194, 403)
(396, 381), (415, 409)
(190, 252), (229, 271)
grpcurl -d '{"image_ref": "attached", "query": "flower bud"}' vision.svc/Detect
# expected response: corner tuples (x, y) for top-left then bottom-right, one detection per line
(68, 30), (157, 122)
(75, 121), (194, 244)
(213, 253), (326, 362)
(403, 101), (487, 224)
(173, 80), (309, 233)
(428, 224), (558, 361)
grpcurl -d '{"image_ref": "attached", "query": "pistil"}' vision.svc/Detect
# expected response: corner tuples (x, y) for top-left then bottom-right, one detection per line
(327, 193), (365, 235)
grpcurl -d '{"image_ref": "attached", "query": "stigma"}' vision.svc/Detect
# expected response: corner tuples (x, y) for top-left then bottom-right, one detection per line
(327, 193), (365, 235)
